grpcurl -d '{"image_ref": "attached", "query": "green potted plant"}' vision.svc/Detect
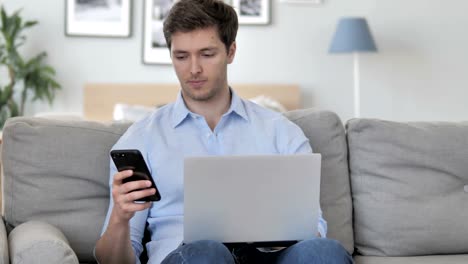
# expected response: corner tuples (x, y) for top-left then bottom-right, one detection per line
(0, 7), (61, 129)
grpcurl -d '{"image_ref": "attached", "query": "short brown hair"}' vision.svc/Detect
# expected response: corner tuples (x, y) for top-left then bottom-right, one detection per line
(163, 0), (238, 52)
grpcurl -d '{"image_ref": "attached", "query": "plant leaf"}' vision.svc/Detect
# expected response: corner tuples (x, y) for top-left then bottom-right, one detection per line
(23, 21), (38, 28)
(0, 7), (61, 117)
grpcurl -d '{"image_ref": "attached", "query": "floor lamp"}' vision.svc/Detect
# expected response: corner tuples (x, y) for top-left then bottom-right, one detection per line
(329, 17), (378, 118)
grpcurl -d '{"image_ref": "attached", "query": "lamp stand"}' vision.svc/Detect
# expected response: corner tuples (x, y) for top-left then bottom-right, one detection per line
(353, 52), (361, 118)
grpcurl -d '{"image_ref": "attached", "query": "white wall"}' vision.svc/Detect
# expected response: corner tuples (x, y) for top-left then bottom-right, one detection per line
(3, 0), (468, 122)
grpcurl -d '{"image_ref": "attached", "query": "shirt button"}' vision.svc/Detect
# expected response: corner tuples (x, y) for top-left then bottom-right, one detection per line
(464, 185), (468, 193)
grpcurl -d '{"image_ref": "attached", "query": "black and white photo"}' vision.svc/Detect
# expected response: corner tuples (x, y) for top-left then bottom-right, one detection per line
(233, 0), (270, 24)
(240, 0), (261, 16)
(143, 0), (175, 64)
(66, 0), (131, 37)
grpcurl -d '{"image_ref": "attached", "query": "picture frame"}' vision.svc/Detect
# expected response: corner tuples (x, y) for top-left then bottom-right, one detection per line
(142, 0), (271, 65)
(232, 0), (270, 25)
(142, 0), (173, 64)
(65, 0), (132, 37)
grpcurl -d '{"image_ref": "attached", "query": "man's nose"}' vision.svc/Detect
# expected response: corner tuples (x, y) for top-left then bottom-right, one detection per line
(190, 57), (202, 75)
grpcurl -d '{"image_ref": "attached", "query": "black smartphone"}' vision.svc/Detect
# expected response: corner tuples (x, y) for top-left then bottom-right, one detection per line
(110, 149), (161, 202)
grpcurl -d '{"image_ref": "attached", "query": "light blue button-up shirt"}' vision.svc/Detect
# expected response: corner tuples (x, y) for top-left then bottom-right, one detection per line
(101, 89), (327, 263)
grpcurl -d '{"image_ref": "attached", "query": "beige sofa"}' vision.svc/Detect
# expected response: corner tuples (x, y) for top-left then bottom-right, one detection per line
(0, 109), (467, 263)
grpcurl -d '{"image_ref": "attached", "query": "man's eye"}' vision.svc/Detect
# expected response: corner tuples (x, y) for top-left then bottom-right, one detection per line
(175, 55), (187, 60)
(202, 53), (215, 57)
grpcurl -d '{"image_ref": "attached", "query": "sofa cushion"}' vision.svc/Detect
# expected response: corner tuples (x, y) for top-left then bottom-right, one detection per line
(285, 109), (353, 253)
(354, 255), (468, 264)
(347, 119), (468, 256)
(0, 218), (8, 264)
(1, 117), (130, 262)
(8, 221), (78, 264)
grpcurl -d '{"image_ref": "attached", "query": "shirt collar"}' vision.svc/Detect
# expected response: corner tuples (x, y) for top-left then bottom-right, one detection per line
(171, 92), (191, 128)
(225, 88), (249, 122)
(171, 87), (249, 128)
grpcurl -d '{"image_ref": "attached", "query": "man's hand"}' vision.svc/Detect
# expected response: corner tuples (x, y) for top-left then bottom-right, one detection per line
(111, 170), (156, 222)
(96, 170), (156, 264)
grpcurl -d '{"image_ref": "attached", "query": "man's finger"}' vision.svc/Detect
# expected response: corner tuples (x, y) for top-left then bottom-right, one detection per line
(121, 201), (152, 213)
(120, 180), (153, 195)
(125, 188), (157, 202)
(113, 170), (134, 182)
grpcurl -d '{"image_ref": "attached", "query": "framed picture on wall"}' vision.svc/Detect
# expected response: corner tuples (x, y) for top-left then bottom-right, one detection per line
(142, 0), (174, 64)
(142, 0), (271, 65)
(65, 0), (132, 37)
(233, 0), (270, 25)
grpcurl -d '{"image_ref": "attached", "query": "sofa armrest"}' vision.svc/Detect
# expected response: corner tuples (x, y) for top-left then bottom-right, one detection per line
(8, 221), (79, 264)
(0, 217), (8, 264)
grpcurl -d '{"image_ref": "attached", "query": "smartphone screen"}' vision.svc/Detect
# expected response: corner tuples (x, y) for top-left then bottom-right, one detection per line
(110, 149), (161, 202)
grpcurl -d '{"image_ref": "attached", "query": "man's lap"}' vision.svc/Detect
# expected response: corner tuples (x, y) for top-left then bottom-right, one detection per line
(160, 238), (353, 264)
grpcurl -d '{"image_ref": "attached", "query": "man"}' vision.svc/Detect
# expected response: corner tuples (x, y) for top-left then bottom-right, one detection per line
(95, 0), (353, 263)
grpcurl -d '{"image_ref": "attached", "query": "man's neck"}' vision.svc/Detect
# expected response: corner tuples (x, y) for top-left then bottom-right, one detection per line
(184, 87), (231, 131)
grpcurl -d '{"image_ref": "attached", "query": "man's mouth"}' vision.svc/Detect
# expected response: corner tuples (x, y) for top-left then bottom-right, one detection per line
(187, 80), (207, 88)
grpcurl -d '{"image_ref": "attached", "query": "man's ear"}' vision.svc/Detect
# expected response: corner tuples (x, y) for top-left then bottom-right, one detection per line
(227, 41), (236, 64)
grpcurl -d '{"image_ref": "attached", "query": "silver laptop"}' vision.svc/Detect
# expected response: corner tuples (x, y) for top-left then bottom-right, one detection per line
(183, 154), (321, 246)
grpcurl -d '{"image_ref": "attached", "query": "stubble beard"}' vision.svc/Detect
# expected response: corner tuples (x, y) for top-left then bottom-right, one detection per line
(182, 85), (219, 102)
(182, 74), (228, 103)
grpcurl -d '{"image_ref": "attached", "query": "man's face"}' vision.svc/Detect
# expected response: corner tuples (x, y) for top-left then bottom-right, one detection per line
(170, 26), (236, 104)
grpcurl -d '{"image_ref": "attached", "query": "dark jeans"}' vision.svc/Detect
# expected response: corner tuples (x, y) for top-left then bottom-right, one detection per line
(161, 238), (353, 264)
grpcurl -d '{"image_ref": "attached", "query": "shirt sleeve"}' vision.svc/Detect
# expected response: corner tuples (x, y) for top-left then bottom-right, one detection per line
(98, 126), (150, 262)
(317, 207), (328, 238)
(279, 118), (328, 238)
(276, 116), (313, 154)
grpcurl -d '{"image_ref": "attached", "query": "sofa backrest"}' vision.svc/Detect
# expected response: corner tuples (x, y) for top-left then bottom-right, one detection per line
(1, 109), (354, 261)
(1, 117), (131, 262)
(285, 109), (353, 253)
(347, 119), (468, 256)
